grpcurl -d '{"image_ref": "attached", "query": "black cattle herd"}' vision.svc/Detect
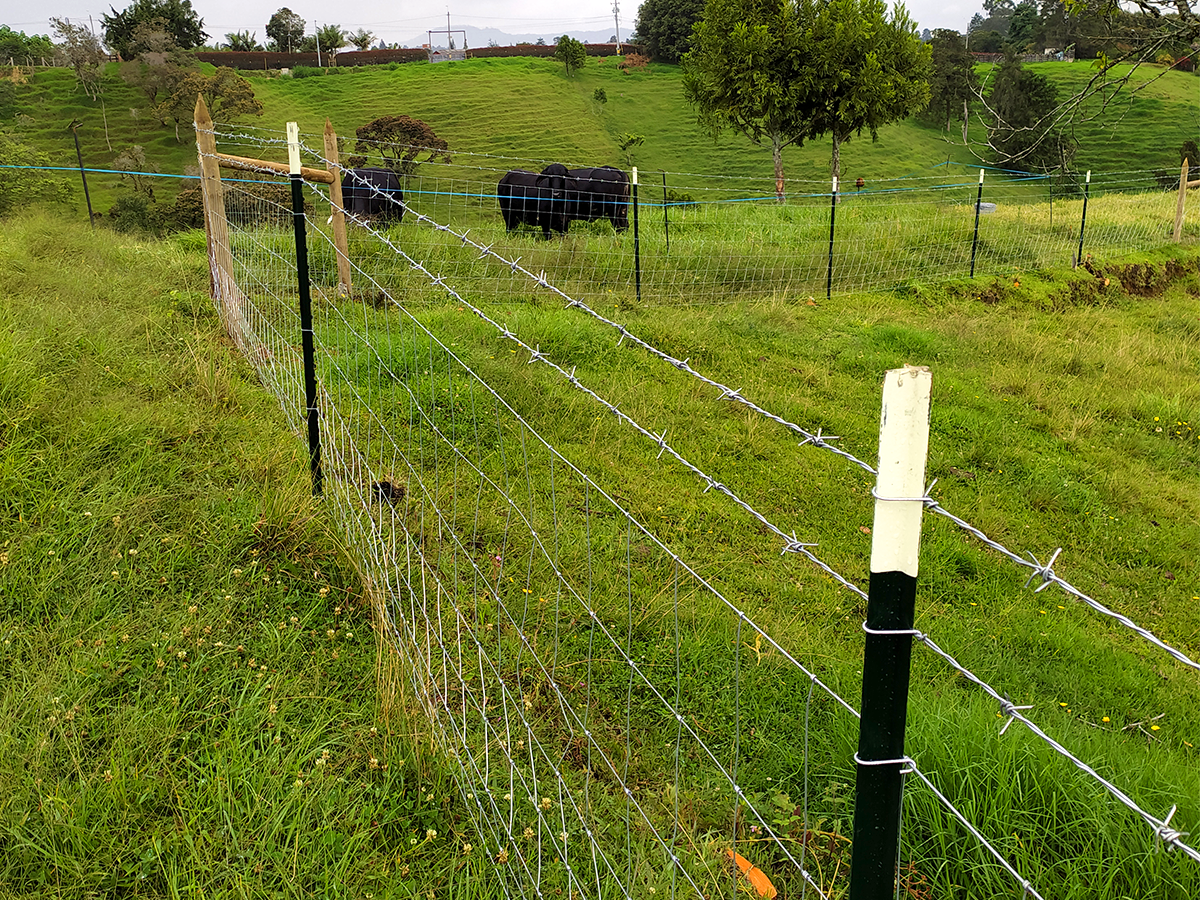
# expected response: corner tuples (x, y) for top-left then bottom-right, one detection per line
(339, 162), (630, 238)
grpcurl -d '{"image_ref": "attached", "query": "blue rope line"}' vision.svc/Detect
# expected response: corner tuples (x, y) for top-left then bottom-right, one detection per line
(0, 163), (282, 185)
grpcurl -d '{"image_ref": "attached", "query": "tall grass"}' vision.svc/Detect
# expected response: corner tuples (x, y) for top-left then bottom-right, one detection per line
(0, 214), (485, 897)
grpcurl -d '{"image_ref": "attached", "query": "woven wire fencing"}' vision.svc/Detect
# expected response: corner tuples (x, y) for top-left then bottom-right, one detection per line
(198, 124), (1200, 899)
(216, 127), (1188, 306)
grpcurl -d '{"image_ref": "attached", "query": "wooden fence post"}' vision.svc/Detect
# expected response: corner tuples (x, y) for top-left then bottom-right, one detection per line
(323, 119), (352, 297)
(1175, 158), (1188, 243)
(194, 96), (241, 333)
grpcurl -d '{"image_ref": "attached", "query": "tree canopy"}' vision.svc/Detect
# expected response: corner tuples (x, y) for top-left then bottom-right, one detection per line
(265, 8), (306, 53)
(634, 0), (706, 63)
(223, 31), (263, 52)
(315, 24), (346, 58)
(923, 28), (979, 132)
(0, 27), (55, 62)
(346, 115), (451, 179)
(683, 0), (930, 196)
(50, 18), (106, 100)
(102, 0), (207, 58)
(554, 35), (586, 75)
(155, 66), (263, 141)
(985, 49), (1073, 171)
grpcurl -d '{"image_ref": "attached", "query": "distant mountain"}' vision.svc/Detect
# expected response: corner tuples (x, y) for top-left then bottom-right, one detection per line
(398, 26), (624, 50)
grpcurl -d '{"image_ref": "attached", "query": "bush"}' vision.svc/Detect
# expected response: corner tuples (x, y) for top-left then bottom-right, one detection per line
(106, 194), (156, 233)
(291, 65), (321, 78)
(593, 87), (607, 103)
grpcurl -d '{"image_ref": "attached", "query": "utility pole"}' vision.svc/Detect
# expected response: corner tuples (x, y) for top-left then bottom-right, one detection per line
(315, 22), (321, 66)
(613, 0), (621, 52)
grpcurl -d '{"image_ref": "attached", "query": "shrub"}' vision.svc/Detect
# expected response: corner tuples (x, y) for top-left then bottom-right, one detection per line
(291, 65), (321, 78)
(619, 52), (650, 71)
(593, 87), (607, 103)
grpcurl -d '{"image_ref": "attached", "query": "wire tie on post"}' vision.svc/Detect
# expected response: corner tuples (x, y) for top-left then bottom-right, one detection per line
(861, 621), (924, 638)
(870, 479), (938, 506)
(998, 698), (1033, 736)
(854, 752), (914, 772)
(1023, 547), (1063, 593)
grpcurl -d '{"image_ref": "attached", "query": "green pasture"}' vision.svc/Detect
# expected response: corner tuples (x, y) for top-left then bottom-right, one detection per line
(4, 56), (1199, 219)
(201, 194), (1200, 897)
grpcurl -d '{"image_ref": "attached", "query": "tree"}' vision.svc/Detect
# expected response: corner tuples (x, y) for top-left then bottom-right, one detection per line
(102, 0), (206, 58)
(554, 35), (586, 75)
(985, 49), (1073, 171)
(0, 133), (70, 216)
(50, 18), (106, 100)
(800, 0), (931, 180)
(315, 24), (346, 60)
(682, 0), (809, 200)
(155, 66), (263, 141)
(1006, 1), (1041, 48)
(224, 31), (263, 51)
(0, 26), (55, 63)
(346, 115), (450, 179)
(265, 8), (306, 53)
(347, 28), (375, 52)
(924, 29), (979, 131)
(114, 144), (157, 198)
(634, 0), (706, 63)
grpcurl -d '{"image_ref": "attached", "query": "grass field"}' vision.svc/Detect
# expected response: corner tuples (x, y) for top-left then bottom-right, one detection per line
(202, 188), (1200, 898)
(2, 47), (1199, 899)
(4, 56), (1199, 216)
(0, 215), (492, 897)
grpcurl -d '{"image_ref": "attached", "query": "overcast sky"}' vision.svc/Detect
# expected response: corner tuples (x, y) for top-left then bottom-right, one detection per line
(3, 1), (981, 47)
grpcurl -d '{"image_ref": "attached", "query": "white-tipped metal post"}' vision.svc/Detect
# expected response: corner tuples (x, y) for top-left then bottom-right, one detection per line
(849, 365), (932, 900)
(288, 121), (323, 497)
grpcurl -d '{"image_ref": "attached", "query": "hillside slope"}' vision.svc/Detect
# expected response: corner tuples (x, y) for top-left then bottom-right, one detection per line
(4, 58), (1197, 214)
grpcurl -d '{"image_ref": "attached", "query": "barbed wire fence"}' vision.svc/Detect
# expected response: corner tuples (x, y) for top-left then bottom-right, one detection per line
(194, 114), (1200, 899)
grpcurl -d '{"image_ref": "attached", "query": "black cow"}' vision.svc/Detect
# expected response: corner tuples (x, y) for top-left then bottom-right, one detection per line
(567, 166), (630, 231)
(341, 167), (405, 223)
(497, 163), (576, 238)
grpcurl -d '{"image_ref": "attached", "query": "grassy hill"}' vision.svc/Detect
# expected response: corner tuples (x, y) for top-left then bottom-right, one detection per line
(5, 57), (1198, 215)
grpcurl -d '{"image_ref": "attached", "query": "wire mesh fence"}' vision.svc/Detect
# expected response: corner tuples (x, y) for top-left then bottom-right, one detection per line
(196, 121), (1200, 899)
(214, 125), (1190, 307)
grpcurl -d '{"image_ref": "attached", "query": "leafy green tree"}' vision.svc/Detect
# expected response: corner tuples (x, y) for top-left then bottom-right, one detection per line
(50, 17), (106, 100)
(315, 24), (346, 60)
(1006, 1), (1041, 48)
(155, 66), (263, 141)
(682, 0), (809, 200)
(265, 7), (306, 52)
(0, 26), (55, 62)
(347, 29), (375, 51)
(634, 0), (706, 63)
(554, 35), (586, 75)
(800, 0), (931, 180)
(223, 31), (263, 51)
(924, 29), (979, 131)
(0, 133), (70, 215)
(986, 49), (1073, 171)
(346, 115), (450, 179)
(102, 0), (207, 58)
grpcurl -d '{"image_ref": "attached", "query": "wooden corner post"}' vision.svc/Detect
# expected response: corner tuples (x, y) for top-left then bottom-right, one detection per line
(324, 119), (352, 297)
(1175, 157), (1188, 243)
(194, 96), (236, 313)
